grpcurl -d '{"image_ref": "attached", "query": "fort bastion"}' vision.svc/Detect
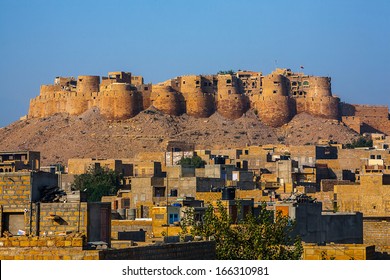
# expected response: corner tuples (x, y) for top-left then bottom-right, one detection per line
(28, 68), (390, 132)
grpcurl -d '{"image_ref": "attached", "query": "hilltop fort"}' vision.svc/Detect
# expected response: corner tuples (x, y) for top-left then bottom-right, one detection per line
(28, 68), (390, 133)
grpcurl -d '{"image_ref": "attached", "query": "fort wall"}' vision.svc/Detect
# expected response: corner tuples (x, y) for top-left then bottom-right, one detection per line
(340, 103), (390, 135)
(27, 68), (385, 132)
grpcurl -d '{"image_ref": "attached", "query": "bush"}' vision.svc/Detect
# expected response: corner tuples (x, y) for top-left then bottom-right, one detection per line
(72, 167), (122, 202)
(177, 155), (206, 168)
(345, 136), (373, 149)
(181, 201), (303, 260)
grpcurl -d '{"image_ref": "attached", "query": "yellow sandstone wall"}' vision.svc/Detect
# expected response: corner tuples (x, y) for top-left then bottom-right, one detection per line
(253, 73), (291, 127)
(150, 85), (185, 116)
(28, 69), (387, 132)
(216, 74), (248, 119)
(303, 243), (375, 260)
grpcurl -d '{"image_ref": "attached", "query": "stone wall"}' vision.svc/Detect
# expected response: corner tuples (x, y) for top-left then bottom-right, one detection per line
(36, 202), (88, 236)
(295, 96), (339, 119)
(0, 172), (58, 235)
(302, 243), (375, 260)
(0, 236), (92, 260)
(340, 103), (390, 135)
(0, 237), (215, 260)
(98, 240), (216, 260)
(334, 174), (390, 217)
(363, 218), (390, 254)
(341, 116), (361, 133)
(111, 219), (152, 240)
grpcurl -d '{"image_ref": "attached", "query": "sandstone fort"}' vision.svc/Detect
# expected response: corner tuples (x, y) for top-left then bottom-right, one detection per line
(28, 68), (390, 134)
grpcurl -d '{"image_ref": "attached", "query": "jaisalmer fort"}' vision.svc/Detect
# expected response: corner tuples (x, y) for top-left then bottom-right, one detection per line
(1, 67), (390, 260)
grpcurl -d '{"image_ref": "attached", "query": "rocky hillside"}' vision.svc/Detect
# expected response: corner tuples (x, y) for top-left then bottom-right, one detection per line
(0, 107), (360, 165)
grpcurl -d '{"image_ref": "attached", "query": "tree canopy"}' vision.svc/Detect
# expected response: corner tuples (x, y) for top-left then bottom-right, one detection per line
(177, 155), (206, 168)
(181, 201), (303, 260)
(345, 136), (373, 149)
(217, 70), (235, 75)
(72, 167), (122, 202)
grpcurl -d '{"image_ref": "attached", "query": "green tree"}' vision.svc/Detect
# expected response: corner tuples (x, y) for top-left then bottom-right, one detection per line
(72, 167), (122, 202)
(217, 70), (235, 75)
(345, 136), (373, 149)
(177, 155), (206, 168)
(181, 201), (303, 260)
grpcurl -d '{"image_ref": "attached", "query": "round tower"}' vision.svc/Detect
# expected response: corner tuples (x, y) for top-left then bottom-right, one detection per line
(306, 76), (332, 98)
(76, 75), (100, 95)
(99, 83), (141, 119)
(180, 75), (216, 118)
(151, 85), (184, 116)
(253, 73), (292, 127)
(297, 96), (340, 119)
(295, 76), (339, 119)
(216, 74), (247, 119)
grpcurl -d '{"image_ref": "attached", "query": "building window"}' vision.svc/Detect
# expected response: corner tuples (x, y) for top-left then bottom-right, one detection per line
(169, 213), (179, 224)
(123, 198), (130, 208)
(377, 155), (382, 159)
(155, 214), (164, 220)
(170, 189), (178, 197)
(370, 155), (375, 159)
(226, 79), (232, 84)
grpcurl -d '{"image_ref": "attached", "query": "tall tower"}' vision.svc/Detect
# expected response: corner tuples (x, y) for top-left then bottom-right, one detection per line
(293, 76), (339, 119)
(179, 75), (216, 118)
(216, 74), (248, 119)
(150, 84), (185, 116)
(253, 73), (291, 127)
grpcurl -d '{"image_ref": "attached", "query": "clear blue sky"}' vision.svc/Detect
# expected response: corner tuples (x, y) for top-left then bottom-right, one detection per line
(0, 0), (389, 127)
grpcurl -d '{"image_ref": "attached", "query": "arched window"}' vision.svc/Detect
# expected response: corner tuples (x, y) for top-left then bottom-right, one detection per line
(303, 81), (309, 86)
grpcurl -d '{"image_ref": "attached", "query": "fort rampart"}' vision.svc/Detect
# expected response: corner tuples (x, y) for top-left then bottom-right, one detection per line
(27, 68), (388, 131)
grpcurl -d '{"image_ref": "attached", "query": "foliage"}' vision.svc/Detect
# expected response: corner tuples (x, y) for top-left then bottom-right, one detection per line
(217, 70), (235, 75)
(321, 251), (336, 260)
(177, 155), (206, 168)
(345, 136), (373, 149)
(181, 201), (303, 260)
(72, 166), (122, 202)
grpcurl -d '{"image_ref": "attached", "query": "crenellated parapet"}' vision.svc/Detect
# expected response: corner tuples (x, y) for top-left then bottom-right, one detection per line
(28, 68), (342, 127)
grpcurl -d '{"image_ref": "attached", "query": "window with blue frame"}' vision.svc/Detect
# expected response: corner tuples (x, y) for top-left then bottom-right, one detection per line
(169, 213), (179, 224)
